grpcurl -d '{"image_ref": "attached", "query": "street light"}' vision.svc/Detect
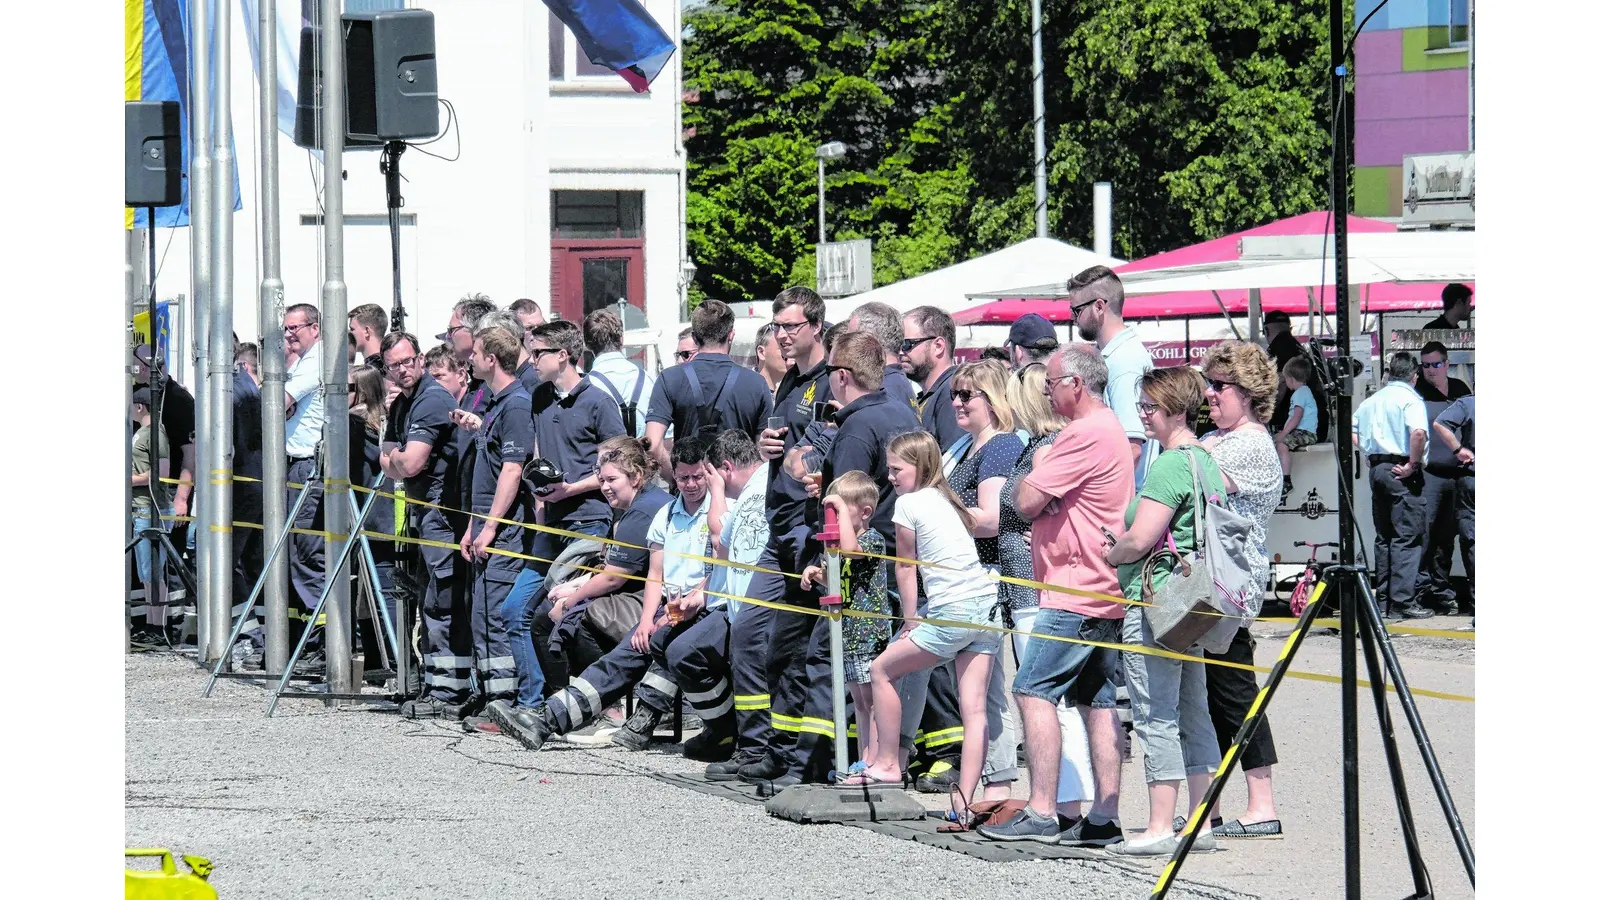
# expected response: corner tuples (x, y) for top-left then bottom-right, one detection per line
(816, 141), (847, 245)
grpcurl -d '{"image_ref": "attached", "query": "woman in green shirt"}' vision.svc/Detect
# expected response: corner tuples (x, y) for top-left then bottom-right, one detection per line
(1103, 366), (1227, 856)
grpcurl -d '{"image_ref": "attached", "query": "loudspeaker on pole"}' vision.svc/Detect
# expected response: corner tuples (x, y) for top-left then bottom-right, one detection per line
(126, 101), (183, 208)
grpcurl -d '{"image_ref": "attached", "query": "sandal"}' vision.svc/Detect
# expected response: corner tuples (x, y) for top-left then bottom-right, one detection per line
(838, 769), (898, 787)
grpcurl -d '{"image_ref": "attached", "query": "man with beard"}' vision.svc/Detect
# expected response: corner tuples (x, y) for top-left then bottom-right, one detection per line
(1066, 266), (1157, 489)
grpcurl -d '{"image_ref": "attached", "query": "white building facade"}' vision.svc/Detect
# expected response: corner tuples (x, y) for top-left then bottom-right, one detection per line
(162, 0), (688, 367)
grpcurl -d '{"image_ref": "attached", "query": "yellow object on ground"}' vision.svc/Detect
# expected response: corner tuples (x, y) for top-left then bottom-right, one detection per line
(125, 849), (216, 900)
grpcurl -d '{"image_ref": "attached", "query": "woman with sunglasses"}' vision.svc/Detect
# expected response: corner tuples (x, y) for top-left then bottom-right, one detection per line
(940, 360), (1028, 800)
(1192, 340), (1287, 839)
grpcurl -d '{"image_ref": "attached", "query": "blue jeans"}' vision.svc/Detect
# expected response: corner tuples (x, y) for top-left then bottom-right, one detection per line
(132, 504), (174, 588)
(504, 520), (610, 709)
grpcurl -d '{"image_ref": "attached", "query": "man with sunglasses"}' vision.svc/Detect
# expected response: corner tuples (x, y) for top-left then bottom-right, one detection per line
(497, 320), (626, 714)
(1414, 341), (1473, 615)
(281, 303), (330, 665)
(902, 305), (962, 450)
(1066, 266), (1157, 490)
(380, 331), (472, 716)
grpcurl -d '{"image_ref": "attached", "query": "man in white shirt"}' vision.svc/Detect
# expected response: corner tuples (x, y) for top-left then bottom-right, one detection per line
(282, 303), (329, 660)
(1354, 352), (1435, 621)
(672, 429), (768, 769)
(583, 308), (655, 438)
(1067, 265), (1158, 489)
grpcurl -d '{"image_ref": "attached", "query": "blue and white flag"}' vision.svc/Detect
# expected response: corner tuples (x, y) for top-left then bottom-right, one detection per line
(542, 0), (677, 92)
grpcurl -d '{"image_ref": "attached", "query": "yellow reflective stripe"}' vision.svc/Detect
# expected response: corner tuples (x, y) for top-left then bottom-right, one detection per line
(921, 726), (965, 748)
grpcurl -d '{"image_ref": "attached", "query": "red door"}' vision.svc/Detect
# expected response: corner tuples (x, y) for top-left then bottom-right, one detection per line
(550, 240), (645, 324)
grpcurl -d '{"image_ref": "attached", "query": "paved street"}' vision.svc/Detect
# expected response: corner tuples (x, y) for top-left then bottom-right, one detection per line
(126, 624), (1473, 900)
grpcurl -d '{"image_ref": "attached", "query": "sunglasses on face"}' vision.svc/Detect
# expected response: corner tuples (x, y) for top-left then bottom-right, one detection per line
(1421, 360), (1447, 369)
(436, 325), (468, 341)
(950, 388), (988, 404)
(675, 350), (696, 361)
(900, 336), (937, 354)
(1205, 377), (1238, 393)
(825, 364), (855, 378)
(529, 347), (564, 362)
(1070, 297), (1100, 316)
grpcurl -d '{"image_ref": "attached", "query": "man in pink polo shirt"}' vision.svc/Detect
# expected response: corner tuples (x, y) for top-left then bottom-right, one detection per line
(977, 343), (1134, 848)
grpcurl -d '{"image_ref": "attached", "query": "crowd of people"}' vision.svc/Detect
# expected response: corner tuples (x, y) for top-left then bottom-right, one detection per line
(128, 266), (1474, 854)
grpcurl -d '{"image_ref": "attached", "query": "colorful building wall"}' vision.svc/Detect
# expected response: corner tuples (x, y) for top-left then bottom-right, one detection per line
(1352, 0), (1472, 218)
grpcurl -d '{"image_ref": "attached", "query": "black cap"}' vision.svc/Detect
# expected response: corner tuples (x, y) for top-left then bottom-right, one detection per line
(1264, 310), (1291, 325)
(1006, 313), (1057, 348)
(132, 387), (153, 407)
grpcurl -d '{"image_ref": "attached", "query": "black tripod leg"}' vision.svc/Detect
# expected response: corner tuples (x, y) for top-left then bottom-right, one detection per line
(1339, 572), (1361, 900)
(1355, 584), (1434, 899)
(1354, 571), (1476, 885)
(156, 530), (200, 601)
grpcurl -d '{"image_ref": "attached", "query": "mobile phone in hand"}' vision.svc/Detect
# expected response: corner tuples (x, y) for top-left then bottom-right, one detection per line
(766, 416), (785, 432)
(1100, 526), (1118, 547)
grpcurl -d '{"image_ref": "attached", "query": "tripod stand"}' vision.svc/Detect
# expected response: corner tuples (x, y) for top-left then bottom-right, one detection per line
(380, 140), (408, 334)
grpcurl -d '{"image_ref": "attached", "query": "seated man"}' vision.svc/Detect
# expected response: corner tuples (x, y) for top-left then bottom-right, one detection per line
(489, 437), (719, 752)
(657, 430), (769, 764)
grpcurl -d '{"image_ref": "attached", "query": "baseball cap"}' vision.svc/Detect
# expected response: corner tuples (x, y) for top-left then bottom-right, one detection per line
(1006, 313), (1058, 349)
(132, 387), (153, 407)
(1264, 311), (1291, 326)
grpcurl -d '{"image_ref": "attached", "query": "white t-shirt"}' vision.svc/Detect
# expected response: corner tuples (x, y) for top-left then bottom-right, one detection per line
(890, 487), (996, 609)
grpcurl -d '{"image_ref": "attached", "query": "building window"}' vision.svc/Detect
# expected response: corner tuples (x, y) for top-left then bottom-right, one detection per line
(548, 10), (616, 82)
(552, 191), (644, 240)
(1449, 0), (1470, 47)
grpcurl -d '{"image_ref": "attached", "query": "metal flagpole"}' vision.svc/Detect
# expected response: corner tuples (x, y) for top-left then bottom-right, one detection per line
(205, 0), (236, 665)
(188, 0), (215, 655)
(319, 0), (355, 699)
(1030, 0), (1047, 238)
(258, 0), (291, 678)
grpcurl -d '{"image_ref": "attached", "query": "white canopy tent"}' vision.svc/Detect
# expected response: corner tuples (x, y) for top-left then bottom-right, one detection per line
(823, 237), (1120, 323)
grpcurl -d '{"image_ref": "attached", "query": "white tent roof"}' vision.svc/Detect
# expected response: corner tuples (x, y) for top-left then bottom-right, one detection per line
(823, 237), (1120, 322)
(1116, 230), (1475, 295)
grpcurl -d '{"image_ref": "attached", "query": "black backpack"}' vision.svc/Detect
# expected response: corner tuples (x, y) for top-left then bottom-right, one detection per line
(588, 364), (647, 436)
(680, 363), (745, 444)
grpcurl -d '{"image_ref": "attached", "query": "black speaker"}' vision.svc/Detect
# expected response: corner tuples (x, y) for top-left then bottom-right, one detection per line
(126, 101), (182, 208)
(344, 10), (440, 142)
(293, 26), (384, 151)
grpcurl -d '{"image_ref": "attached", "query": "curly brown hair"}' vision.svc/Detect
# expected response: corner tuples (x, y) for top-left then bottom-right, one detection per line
(1201, 340), (1278, 422)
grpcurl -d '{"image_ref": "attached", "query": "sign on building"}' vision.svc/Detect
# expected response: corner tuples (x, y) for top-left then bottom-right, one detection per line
(816, 239), (873, 297)
(1401, 152), (1474, 229)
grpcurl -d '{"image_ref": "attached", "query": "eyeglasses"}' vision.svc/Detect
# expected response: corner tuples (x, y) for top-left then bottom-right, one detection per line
(675, 350), (696, 362)
(950, 388), (989, 404)
(1420, 360), (1447, 369)
(1043, 374), (1076, 391)
(900, 336), (937, 354)
(774, 319), (813, 335)
(383, 355), (418, 375)
(529, 347), (564, 362)
(1069, 297), (1101, 316)
(1136, 400), (1161, 414)
(1205, 377), (1239, 393)
(284, 322), (316, 336)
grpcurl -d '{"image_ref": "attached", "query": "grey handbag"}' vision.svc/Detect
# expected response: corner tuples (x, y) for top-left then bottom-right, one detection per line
(1142, 447), (1254, 654)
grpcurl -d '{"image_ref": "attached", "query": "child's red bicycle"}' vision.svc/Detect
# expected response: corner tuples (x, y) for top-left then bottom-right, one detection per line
(1287, 540), (1336, 616)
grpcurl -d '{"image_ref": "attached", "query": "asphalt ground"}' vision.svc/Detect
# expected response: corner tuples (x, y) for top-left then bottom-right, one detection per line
(125, 621), (1473, 900)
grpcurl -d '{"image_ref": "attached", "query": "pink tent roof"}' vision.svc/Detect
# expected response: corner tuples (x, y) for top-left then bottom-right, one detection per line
(954, 211), (1470, 324)
(953, 282), (1474, 325)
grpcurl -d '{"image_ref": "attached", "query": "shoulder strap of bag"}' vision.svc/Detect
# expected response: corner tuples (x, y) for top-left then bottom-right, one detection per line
(682, 363), (705, 406)
(1179, 445), (1206, 554)
(715, 365), (742, 411)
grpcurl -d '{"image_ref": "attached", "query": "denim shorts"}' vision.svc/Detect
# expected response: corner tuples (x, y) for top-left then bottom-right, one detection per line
(910, 594), (1002, 660)
(1011, 608), (1121, 709)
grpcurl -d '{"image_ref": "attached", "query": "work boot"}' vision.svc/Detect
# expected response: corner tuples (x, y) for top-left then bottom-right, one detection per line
(737, 752), (788, 785)
(611, 704), (664, 751)
(681, 716), (736, 762)
(486, 699), (555, 752)
(915, 760), (960, 794)
(401, 692), (466, 720)
(1383, 603), (1436, 621)
(706, 750), (763, 782)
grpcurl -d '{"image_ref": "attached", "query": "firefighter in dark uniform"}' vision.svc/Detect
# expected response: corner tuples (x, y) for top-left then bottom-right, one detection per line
(457, 325), (535, 711)
(380, 333), (470, 718)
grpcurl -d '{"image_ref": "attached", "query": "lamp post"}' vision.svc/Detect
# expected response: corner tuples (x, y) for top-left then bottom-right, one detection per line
(815, 142), (846, 246)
